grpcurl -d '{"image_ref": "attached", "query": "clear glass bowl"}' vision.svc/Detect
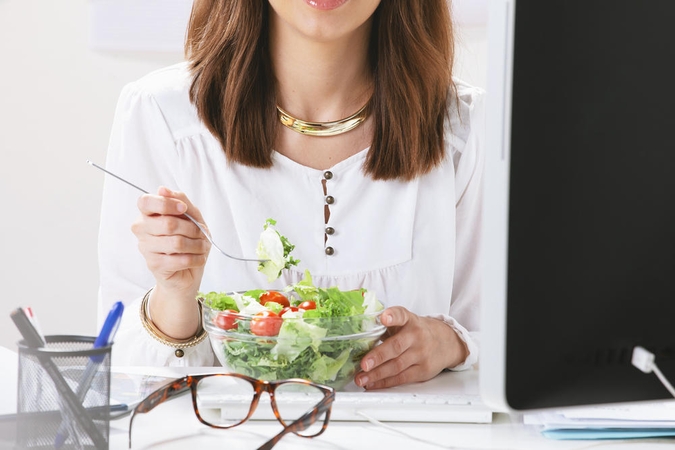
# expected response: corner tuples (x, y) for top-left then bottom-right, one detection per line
(201, 297), (386, 390)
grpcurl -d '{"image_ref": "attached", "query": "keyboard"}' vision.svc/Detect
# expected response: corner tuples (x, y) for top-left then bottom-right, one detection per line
(246, 390), (492, 423)
(113, 366), (493, 424)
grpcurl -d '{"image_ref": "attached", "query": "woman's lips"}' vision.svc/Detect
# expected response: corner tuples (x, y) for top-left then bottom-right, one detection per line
(305, 0), (348, 11)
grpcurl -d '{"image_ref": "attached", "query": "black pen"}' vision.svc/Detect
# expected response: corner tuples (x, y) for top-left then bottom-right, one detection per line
(11, 307), (45, 348)
(10, 308), (107, 449)
(54, 301), (124, 448)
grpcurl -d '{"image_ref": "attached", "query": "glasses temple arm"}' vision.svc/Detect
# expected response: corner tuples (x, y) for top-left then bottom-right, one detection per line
(256, 396), (334, 450)
(257, 423), (299, 450)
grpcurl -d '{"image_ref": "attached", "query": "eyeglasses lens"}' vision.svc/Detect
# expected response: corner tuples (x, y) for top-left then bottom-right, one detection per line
(195, 377), (326, 436)
(274, 382), (327, 437)
(196, 376), (255, 427)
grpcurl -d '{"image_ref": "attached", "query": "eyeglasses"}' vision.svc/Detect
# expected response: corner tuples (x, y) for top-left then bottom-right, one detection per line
(128, 373), (335, 450)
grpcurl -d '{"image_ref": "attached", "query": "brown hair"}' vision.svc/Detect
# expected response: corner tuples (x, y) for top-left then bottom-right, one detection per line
(186, 0), (455, 181)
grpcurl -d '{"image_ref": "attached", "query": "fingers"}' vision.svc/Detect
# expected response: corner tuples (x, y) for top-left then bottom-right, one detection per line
(156, 186), (208, 225)
(133, 214), (203, 241)
(138, 232), (210, 257)
(143, 252), (208, 278)
(356, 342), (418, 390)
(355, 308), (456, 390)
(356, 333), (415, 388)
(138, 187), (191, 218)
(361, 309), (413, 371)
(360, 365), (426, 390)
(380, 306), (412, 328)
(356, 307), (415, 389)
(132, 187), (211, 281)
(134, 227), (210, 277)
(137, 187), (186, 216)
(134, 187), (208, 239)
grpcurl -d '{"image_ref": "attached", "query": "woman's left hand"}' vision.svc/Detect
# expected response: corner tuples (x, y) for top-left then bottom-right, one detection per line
(354, 306), (469, 390)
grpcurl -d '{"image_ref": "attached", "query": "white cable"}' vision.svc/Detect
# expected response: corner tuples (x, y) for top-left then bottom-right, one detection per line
(354, 410), (516, 450)
(631, 346), (675, 398)
(355, 411), (463, 449)
(651, 365), (675, 398)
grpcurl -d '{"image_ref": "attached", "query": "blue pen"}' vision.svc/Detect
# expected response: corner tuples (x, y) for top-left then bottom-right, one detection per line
(11, 308), (107, 448)
(54, 301), (124, 448)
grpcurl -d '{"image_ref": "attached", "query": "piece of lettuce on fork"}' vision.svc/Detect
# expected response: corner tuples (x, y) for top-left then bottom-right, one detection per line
(256, 218), (300, 282)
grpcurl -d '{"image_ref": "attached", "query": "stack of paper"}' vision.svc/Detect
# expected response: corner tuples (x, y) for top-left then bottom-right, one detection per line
(524, 402), (675, 440)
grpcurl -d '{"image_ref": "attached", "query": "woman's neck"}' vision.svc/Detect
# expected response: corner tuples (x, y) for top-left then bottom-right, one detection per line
(269, 13), (373, 122)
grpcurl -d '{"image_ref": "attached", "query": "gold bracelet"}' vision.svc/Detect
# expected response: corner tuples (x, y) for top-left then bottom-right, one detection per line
(139, 288), (207, 349)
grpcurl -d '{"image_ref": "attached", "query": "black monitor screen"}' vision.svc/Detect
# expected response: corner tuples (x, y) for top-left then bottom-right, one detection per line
(506, 0), (675, 409)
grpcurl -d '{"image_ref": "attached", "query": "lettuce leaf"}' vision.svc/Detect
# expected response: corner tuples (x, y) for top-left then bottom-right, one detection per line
(287, 269), (320, 300)
(200, 291), (238, 311)
(271, 311), (327, 362)
(309, 349), (352, 382)
(256, 218), (300, 282)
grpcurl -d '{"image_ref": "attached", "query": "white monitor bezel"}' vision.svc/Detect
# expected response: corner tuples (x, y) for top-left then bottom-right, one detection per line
(478, 0), (516, 413)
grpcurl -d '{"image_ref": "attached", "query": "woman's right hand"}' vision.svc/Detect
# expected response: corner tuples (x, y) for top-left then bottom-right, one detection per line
(131, 186), (211, 339)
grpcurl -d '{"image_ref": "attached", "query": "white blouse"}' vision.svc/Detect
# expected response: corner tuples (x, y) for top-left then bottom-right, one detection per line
(98, 63), (485, 371)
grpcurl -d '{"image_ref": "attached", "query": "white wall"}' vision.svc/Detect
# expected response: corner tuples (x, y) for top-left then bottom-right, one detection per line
(0, 0), (184, 348)
(0, 0), (487, 350)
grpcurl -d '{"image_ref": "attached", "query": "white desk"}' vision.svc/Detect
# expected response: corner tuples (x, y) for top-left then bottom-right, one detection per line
(0, 349), (672, 450)
(108, 366), (673, 450)
(113, 395), (672, 450)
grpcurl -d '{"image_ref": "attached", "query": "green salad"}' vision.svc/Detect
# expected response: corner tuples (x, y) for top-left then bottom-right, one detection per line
(256, 218), (300, 282)
(201, 270), (385, 388)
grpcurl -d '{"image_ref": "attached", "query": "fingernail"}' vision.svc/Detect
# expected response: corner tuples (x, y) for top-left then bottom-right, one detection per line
(382, 314), (390, 326)
(177, 202), (187, 213)
(363, 358), (373, 371)
(358, 375), (368, 387)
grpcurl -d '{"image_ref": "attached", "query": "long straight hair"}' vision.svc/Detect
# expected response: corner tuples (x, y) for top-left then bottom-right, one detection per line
(186, 1), (455, 181)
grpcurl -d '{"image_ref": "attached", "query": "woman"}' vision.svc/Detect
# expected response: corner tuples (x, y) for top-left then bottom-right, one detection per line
(99, 0), (483, 390)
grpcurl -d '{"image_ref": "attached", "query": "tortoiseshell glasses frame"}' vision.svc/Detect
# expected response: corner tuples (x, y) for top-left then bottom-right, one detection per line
(128, 372), (335, 450)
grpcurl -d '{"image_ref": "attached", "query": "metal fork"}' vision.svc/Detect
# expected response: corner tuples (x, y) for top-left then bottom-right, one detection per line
(88, 160), (268, 263)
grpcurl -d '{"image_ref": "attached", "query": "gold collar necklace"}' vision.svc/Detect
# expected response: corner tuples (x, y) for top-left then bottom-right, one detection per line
(276, 101), (369, 137)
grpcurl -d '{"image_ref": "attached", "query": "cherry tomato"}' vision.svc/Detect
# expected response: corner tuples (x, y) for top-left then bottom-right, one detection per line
(214, 310), (238, 330)
(259, 291), (290, 308)
(280, 306), (299, 317)
(298, 300), (317, 310)
(250, 310), (282, 336)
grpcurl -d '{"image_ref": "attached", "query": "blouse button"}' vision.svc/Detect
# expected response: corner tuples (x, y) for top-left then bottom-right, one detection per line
(325, 246), (335, 256)
(175, 349), (185, 358)
(325, 226), (335, 235)
(323, 171), (334, 180)
(325, 195), (335, 205)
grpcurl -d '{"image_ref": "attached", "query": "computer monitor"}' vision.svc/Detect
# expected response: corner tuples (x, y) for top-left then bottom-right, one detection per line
(480, 0), (675, 412)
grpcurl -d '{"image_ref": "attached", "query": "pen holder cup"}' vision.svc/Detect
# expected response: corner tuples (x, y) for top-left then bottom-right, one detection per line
(16, 335), (111, 450)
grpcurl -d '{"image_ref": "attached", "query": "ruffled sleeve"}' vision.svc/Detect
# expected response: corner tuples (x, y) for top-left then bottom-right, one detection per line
(430, 83), (485, 371)
(98, 81), (215, 367)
